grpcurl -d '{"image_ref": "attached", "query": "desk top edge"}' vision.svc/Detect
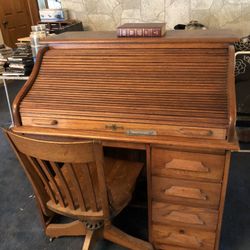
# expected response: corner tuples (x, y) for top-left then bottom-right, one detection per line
(41, 30), (240, 45)
(12, 126), (240, 151)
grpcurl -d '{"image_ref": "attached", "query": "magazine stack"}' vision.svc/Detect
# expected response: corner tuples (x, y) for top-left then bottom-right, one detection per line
(0, 44), (12, 75)
(3, 43), (33, 76)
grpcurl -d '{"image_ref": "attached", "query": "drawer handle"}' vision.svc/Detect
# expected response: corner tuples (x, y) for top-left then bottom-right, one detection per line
(126, 129), (157, 136)
(179, 128), (213, 137)
(32, 119), (58, 126)
(167, 232), (203, 248)
(165, 159), (209, 173)
(164, 211), (205, 225)
(164, 186), (207, 200)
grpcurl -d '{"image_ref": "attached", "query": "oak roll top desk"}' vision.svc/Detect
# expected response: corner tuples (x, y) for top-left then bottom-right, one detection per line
(12, 30), (239, 250)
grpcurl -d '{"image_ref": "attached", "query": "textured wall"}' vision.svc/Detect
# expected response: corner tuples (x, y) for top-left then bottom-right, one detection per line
(61, 0), (250, 36)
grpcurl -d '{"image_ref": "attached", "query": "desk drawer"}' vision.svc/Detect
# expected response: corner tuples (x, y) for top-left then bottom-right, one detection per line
(152, 224), (216, 250)
(152, 148), (225, 182)
(21, 116), (226, 140)
(152, 177), (221, 208)
(152, 202), (218, 230)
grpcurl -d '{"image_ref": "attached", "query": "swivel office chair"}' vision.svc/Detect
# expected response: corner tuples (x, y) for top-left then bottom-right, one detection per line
(5, 130), (153, 250)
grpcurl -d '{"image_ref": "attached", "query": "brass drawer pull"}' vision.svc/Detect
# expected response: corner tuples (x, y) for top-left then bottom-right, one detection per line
(126, 129), (157, 136)
(165, 159), (209, 173)
(164, 186), (207, 200)
(32, 119), (58, 126)
(164, 211), (205, 225)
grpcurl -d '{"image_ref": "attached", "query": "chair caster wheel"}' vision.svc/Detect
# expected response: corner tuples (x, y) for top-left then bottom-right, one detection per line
(49, 237), (54, 242)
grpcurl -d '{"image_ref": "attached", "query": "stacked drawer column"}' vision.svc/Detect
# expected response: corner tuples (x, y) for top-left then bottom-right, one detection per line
(150, 146), (228, 250)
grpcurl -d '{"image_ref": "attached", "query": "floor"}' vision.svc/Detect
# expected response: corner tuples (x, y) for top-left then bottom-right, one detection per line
(0, 81), (250, 250)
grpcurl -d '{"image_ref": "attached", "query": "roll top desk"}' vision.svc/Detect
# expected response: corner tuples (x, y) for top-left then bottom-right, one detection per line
(12, 30), (239, 250)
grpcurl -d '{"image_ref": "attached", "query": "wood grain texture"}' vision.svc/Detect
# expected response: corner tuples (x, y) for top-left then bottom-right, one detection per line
(11, 126), (239, 150)
(13, 31), (239, 149)
(214, 151), (232, 250)
(10, 31), (239, 250)
(151, 148), (225, 182)
(152, 224), (216, 250)
(13, 46), (49, 126)
(21, 117), (226, 140)
(152, 176), (221, 208)
(20, 47), (230, 136)
(152, 202), (218, 230)
(39, 30), (239, 44)
(5, 130), (153, 250)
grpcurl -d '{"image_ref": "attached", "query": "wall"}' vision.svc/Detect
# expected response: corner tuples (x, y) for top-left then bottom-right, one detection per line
(61, 0), (250, 36)
(47, 0), (62, 9)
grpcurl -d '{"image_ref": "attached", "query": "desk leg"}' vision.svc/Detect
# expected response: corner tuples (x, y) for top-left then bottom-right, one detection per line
(3, 79), (14, 126)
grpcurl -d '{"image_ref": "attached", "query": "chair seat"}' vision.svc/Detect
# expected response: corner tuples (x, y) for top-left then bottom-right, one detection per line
(103, 158), (143, 213)
(49, 157), (143, 218)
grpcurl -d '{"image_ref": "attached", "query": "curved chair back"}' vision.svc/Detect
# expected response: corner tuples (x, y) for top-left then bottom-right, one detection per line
(4, 130), (110, 220)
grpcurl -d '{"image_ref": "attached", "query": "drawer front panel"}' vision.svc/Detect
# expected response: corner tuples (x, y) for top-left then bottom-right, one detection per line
(152, 148), (225, 182)
(152, 224), (216, 250)
(21, 116), (226, 140)
(152, 177), (221, 208)
(152, 202), (218, 230)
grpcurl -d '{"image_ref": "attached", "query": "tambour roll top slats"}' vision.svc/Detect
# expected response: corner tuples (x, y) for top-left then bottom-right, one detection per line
(14, 31), (238, 142)
(20, 48), (228, 125)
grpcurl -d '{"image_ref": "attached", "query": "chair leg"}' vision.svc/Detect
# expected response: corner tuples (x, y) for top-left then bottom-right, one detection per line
(46, 220), (86, 238)
(82, 227), (103, 250)
(104, 224), (153, 250)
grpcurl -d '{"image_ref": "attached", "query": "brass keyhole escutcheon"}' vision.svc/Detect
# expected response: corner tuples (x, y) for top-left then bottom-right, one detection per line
(105, 124), (124, 131)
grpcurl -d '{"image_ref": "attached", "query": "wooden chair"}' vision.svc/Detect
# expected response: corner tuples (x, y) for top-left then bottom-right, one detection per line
(4, 130), (153, 250)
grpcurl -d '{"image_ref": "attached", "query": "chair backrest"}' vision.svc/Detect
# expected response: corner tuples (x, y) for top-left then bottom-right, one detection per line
(4, 130), (110, 219)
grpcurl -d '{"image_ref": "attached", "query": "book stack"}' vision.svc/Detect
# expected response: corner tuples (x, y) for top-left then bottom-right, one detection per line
(0, 44), (13, 75)
(4, 43), (34, 76)
(117, 23), (166, 37)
